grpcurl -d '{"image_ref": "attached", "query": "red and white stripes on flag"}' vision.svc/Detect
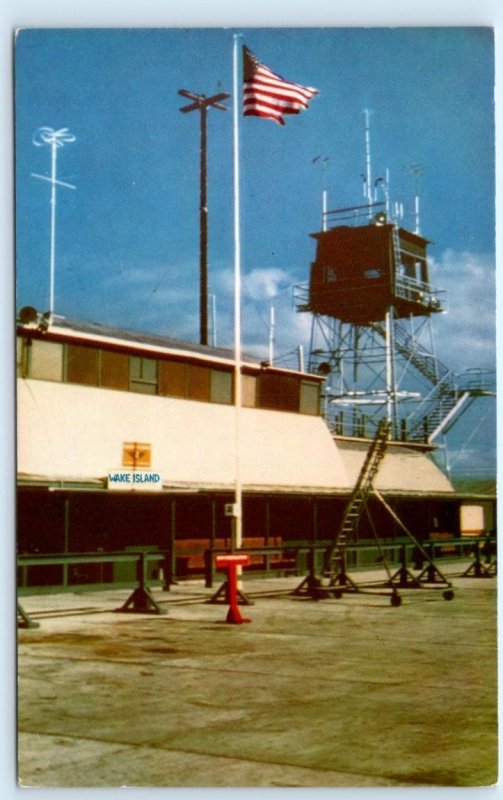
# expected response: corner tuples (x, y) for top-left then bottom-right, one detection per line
(243, 45), (318, 125)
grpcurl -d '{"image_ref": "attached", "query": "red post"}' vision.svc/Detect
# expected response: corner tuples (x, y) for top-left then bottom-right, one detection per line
(215, 554), (251, 624)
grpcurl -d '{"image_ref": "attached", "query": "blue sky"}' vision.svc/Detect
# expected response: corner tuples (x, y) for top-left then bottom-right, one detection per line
(14, 27), (496, 478)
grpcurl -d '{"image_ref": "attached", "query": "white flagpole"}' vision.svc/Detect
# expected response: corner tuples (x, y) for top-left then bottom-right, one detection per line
(232, 34), (243, 552)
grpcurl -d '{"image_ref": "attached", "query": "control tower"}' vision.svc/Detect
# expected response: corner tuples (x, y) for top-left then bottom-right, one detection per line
(295, 117), (493, 455)
(308, 216), (440, 323)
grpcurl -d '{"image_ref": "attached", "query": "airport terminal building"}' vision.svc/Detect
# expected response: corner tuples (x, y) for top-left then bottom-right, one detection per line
(16, 312), (491, 589)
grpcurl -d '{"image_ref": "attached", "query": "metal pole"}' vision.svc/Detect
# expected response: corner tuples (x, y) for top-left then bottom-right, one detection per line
(385, 307), (398, 437)
(385, 309), (393, 428)
(298, 344), (304, 372)
(32, 127), (76, 318)
(269, 306), (275, 365)
(363, 109), (372, 208)
(384, 168), (390, 218)
(200, 104), (208, 345)
(210, 293), (217, 347)
(63, 497), (70, 587)
(233, 34), (243, 552)
(49, 140), (57, 316)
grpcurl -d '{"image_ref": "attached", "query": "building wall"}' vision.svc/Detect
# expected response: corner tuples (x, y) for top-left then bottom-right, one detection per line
(18, 378), (350, 493)
(460, 502), (495, 536)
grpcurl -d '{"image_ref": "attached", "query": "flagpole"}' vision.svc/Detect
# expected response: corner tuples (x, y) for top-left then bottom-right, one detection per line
(232, 33), (243, 552)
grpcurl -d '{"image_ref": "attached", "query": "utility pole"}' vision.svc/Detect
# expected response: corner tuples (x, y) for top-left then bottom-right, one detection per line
(178, 89), (230, 345)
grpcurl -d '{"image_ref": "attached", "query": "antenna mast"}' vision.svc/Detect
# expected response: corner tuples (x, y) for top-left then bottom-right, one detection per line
(210, 293), (217, 347)
(269, 306), (275, 365)
(32, 127), (76, 319)
(409, 163), (423, 234)
(313, 156), (330, 231)
(363, 109), (373, 208)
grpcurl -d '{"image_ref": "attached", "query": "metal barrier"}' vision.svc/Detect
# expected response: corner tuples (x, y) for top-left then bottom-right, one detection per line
(203, 536), (496, 589)
(18, 550), (173, 590)
(17, 550), (172, 621)
(17, 536), (495, 623)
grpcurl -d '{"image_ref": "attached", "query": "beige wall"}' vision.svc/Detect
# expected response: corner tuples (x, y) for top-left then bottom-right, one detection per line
(460, 503), (494, 535)
(17, 379), (350, 492)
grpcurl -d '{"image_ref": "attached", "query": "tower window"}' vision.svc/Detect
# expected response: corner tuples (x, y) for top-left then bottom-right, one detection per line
(324, 265), (337, 282)
(364, 268), (381, 280)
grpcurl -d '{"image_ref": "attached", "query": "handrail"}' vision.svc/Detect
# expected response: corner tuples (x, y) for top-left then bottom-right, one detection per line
(17, 550), (168, 566)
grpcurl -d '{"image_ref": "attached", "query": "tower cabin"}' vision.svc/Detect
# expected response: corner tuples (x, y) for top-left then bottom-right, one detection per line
(307, 218), (443, 324)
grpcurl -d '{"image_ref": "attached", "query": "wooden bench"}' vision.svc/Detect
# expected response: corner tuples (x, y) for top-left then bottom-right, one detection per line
(175, 536), (297, 576)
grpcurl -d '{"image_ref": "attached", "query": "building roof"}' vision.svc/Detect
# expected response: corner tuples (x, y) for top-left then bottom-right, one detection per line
(336, 438), (455, 496)
(51, 314), (246, 363)
(17, 312), (321, 379)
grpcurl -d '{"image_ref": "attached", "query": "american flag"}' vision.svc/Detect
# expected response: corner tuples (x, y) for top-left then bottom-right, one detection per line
(243, 45), (318, 126)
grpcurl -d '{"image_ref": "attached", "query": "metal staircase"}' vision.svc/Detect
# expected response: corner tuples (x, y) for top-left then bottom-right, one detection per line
(370, 319), (494, 443)
(371, 319), (445, 385)
(405, 368), (494, 443)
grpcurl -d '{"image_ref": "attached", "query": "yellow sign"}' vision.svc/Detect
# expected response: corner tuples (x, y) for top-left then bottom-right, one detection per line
(122, 442), (151, 468)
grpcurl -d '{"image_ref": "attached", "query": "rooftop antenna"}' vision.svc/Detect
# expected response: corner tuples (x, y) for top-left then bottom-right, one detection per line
(298, 344), (305, 372)
(363, 109), (373, 212)
(312, 155), (330, 231)
(210, 292), (217, 347)
(32, 127), (76, 320)
(269, 306), (275, 365)
(408, 163), (424, 234)
(374, 168), (391, 218)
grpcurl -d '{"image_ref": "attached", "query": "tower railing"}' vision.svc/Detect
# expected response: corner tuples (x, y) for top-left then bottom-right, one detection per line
(394, 274), (443, 311)
(323, 201), (385, 226)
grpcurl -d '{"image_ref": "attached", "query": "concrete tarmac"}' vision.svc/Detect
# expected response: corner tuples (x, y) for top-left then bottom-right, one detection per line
(17, 565), (498, 788)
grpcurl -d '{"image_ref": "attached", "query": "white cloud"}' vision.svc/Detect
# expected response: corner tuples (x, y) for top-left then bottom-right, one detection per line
(83, 250), (496, 382)
(212, 266), (290, 300)
(429, 249), (496, 373)
(243, 268), (290, 301)
(209, 266), (311, 359)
